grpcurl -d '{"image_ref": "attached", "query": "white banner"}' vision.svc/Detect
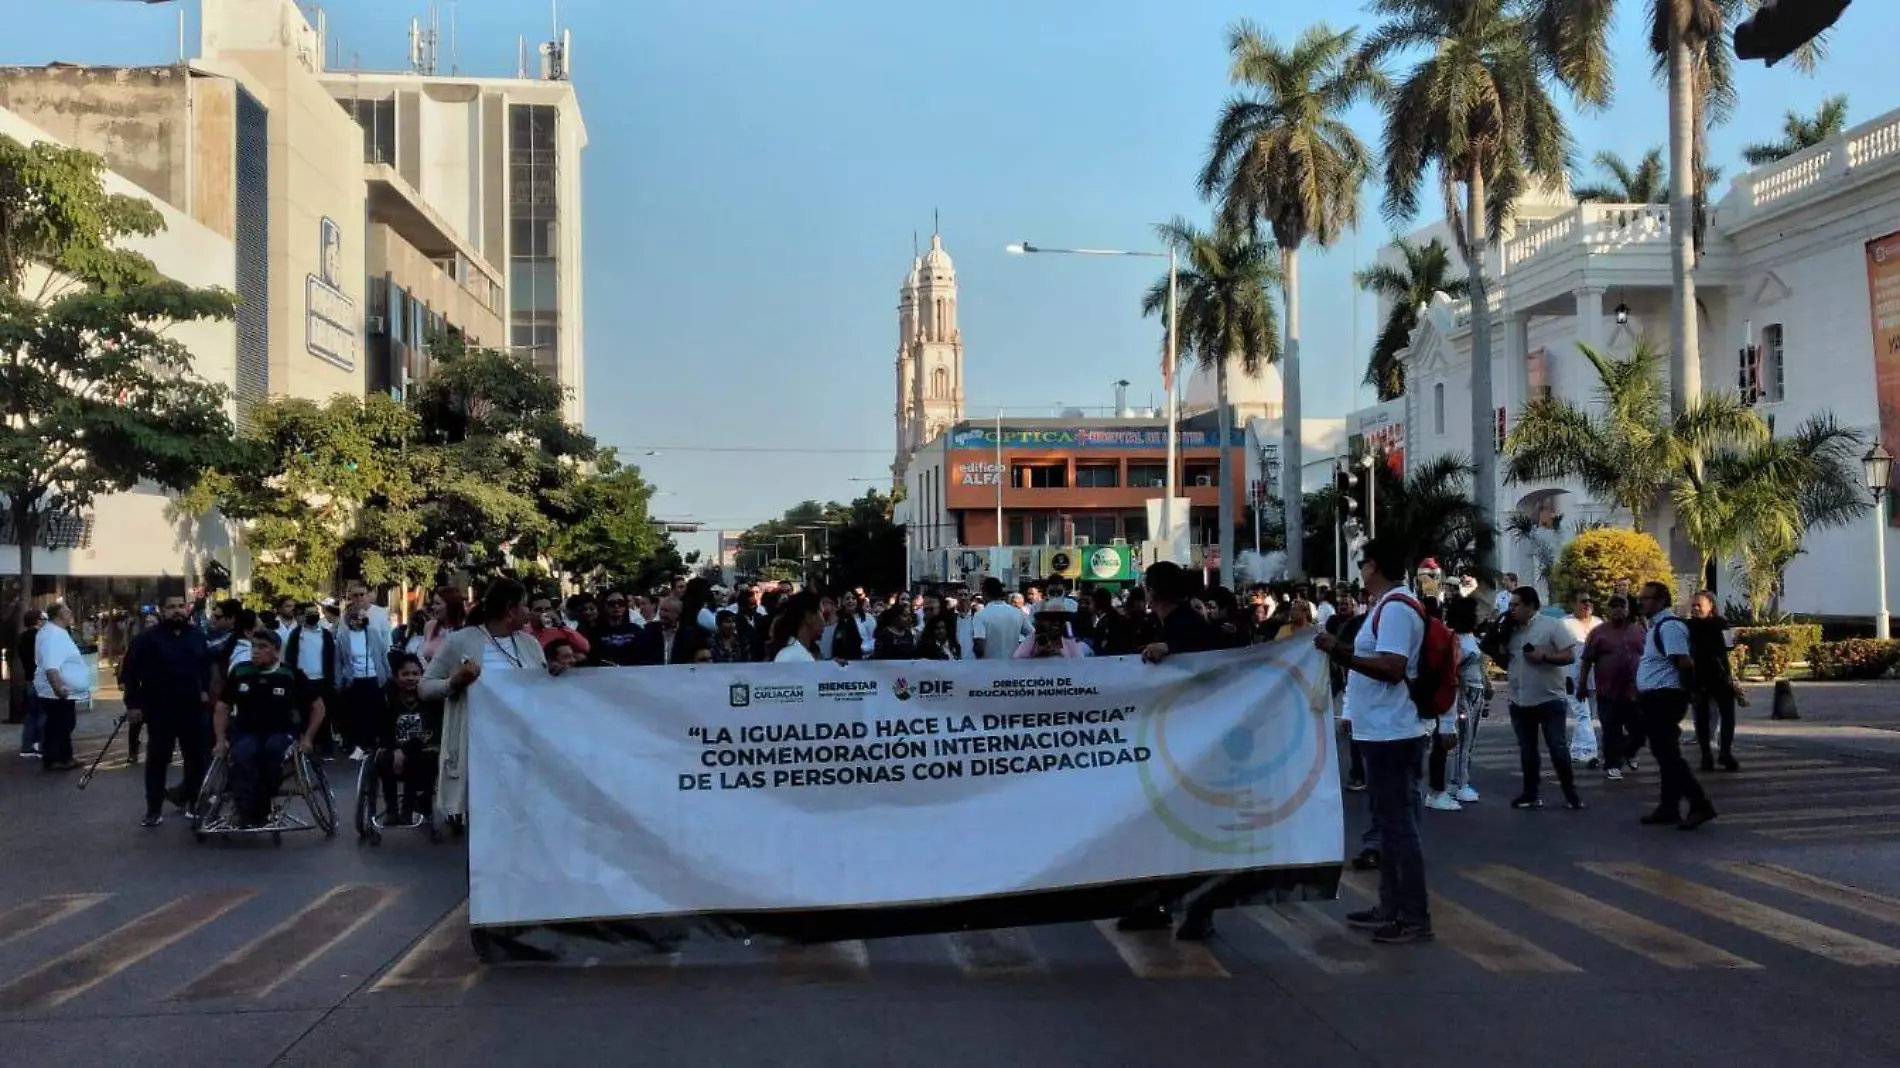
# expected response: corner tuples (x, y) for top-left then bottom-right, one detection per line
(467, 639), (1341, 935)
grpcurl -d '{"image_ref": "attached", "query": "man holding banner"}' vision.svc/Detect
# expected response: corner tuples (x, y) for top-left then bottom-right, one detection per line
(1315, 536), (1433, 945)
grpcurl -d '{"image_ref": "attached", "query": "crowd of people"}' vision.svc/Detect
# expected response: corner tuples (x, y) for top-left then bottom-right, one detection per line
(13, 549), (1749, 952)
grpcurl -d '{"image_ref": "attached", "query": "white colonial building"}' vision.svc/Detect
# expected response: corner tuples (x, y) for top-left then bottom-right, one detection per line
(1394, 104), (1900, 621)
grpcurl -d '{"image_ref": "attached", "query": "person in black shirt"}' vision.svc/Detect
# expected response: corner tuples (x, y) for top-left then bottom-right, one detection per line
(214, 630), (321, 827)
(14, 609), (41, 758)
(1120, 561), (1223, 940)
(372, 653), (443, 824)
(590, 591), (646, 666)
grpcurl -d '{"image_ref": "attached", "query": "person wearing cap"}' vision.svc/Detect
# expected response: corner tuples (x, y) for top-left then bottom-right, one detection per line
(1014, 596), (1088, 658)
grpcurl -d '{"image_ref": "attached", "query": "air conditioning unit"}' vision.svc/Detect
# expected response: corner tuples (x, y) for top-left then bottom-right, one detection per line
(1075, 536), (1091, 547)
(1111, 538), (1128, 546)
(367, 315), (387, 334)
(1195, 475), (1212, 487)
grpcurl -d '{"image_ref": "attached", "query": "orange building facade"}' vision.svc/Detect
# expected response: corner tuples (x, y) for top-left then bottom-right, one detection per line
(901, 417), (1250, 577)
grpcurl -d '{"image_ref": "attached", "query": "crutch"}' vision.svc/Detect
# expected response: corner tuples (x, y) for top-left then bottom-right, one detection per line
(76, 714), (127, 790)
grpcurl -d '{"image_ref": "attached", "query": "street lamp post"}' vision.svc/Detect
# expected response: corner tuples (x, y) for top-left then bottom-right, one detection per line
(1864, 441), (1893, 639)
(1008, 240), (1182, 567)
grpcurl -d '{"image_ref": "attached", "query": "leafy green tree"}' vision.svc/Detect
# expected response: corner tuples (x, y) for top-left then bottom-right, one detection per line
(1201, 20), (1377, 580)
(183, 393), (414, 605)
(1742, 94), (1848, 166)
(1143, 217), (1280, 589)
(1374, 453), (1495, 579)
(1354, 237), (1468, 400)
(1, 134), (235, 625)
(1504, 339), (1763, 533)
(547, 453), (668, 584)
(407, 333), (598, 579)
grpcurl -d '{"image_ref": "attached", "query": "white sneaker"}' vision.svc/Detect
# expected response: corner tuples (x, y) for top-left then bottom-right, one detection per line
(1626, 757), (1641, 772)
(1606, 767), (1623, 781)
(1454, 785), (1480, 804)
(1424, 791), (1463, 811)
(349, 747), (367, 762)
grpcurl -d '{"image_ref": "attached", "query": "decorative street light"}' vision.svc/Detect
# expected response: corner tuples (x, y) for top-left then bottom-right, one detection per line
(1864, 441), (1893, 639)
(1007, 239), (1184, 567)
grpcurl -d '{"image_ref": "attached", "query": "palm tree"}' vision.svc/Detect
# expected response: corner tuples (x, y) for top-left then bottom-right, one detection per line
(1354, 237), (1469, 400)
(1200, 20), (1377, 582)
(1365, 0), (1589, 582)
(1574, 148), (1668, 203)
(1142, 218), (1282, 586)
(1376, 453), (1496, 579)
(1741, 94), (1849, 166)
(1504, 338), (1765, 533)
(1678, 413), (1867, 603)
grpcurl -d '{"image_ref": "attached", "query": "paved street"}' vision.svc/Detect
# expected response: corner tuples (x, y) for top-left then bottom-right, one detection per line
(4, 698), (1900, 1067)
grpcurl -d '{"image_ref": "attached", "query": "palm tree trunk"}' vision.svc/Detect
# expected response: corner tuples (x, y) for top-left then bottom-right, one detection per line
(1465, 165), (1499, 584)
(1666, 20), (1704, 584)
(1666, 22), (1702, 412)
(1281, 247), (1304, 581)
(1217, 360), (1236, 590)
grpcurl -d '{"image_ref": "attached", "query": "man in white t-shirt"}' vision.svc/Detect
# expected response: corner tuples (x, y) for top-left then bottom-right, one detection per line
(1504, 587), (1584, 809)
(33, 602), (91, 771)
(1315, 537), (1431, 945)
(972, 578), (1032, 660)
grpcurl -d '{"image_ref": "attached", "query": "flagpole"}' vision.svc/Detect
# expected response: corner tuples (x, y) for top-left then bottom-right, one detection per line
(1163, 246), (1179, 565)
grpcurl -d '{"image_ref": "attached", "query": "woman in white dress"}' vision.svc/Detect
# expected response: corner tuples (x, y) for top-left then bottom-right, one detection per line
(420, 577), (546, 821)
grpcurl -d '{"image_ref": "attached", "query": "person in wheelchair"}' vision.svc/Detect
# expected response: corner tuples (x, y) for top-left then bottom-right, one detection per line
(373, 654), (443, 827)
(214, 629), (324, 828)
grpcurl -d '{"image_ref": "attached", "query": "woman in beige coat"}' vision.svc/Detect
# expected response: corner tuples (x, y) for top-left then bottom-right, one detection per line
(421, 577), (545, 821)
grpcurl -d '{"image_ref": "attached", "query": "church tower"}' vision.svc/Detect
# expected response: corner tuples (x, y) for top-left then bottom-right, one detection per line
(892, 228), (965, 483)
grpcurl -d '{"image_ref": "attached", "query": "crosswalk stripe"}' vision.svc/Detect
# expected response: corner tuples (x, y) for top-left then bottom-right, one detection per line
(0, 894), (110, 951)
(1340, 870), (1579, 973)
(942, 928), (1046, 978)
(1756, 824), (1900, 843)
(1242, 902), (1378, 975)
(774, 939), (870, 983)
(1091, 920), (1230, 979)
(173, 885), (403, 1001)
(0, 890), (254, 1011)
(1461, 865), (1757, 971)
(1469, 756), (1836, 771)
(372, 900), (481, 991)
(1710, 862), (1900, 928)
(1718, 805), (1900, 826)
(1581, 862), (1900, 966)
(1721, 788), (1900, 811)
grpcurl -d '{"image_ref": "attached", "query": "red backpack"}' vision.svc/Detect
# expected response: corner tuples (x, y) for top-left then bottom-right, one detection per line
(1370, 592), (1460, 720)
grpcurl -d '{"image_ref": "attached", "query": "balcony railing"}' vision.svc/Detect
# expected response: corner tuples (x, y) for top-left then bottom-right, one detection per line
(1725, 107), (1900, 224)
(1503, 203), (1672, 271)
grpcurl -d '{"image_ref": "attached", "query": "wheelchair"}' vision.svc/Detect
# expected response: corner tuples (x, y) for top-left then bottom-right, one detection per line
(192, 741), (338, 845)
(354, 746), (445, 846)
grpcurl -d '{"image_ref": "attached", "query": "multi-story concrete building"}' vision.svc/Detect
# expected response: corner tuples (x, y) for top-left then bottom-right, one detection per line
(1391, 103), (1900, 622)
(322, 48), (587, 420)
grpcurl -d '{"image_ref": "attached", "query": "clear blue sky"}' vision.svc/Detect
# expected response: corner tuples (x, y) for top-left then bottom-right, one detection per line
(4, 0), (1896, 562)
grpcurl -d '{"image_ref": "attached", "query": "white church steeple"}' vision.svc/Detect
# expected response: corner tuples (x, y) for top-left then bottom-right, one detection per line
(892, 224), (965, 483)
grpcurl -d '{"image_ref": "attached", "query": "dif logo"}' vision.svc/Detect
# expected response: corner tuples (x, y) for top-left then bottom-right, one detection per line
(893, 678), (955, 701)
(729, 683), (750, 708)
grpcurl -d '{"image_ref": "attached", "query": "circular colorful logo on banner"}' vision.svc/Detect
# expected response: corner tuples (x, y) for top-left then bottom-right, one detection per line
(1136, 653), (1330, 855)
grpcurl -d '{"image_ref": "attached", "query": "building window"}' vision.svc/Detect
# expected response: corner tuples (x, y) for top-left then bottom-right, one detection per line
(341, 97), (397, 165)
(1006, 513), (1065, 545)
(1184, 462), (1219, 487)
(1126, 462), (1166, 488)
(510, 103), (560, 377)
(1190, 512), (1220, 546)
(1010, 464), (1068, 489)
(931, 366), (949, 398)
(1433, 382), (1445, 435)
(1072, 514), (1118, 544)
(1759, 323), (1785, 403)
(1075, 463), (1119, 488)
(1122, 514), (1148, 543)
(1527, 348), (1552, 402)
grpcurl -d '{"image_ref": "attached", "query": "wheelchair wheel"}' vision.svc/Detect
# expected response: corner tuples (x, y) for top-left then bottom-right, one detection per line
(299, 753), (338, 837)
(354, 751), (380, 844)
(193, 755), (230, 842)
